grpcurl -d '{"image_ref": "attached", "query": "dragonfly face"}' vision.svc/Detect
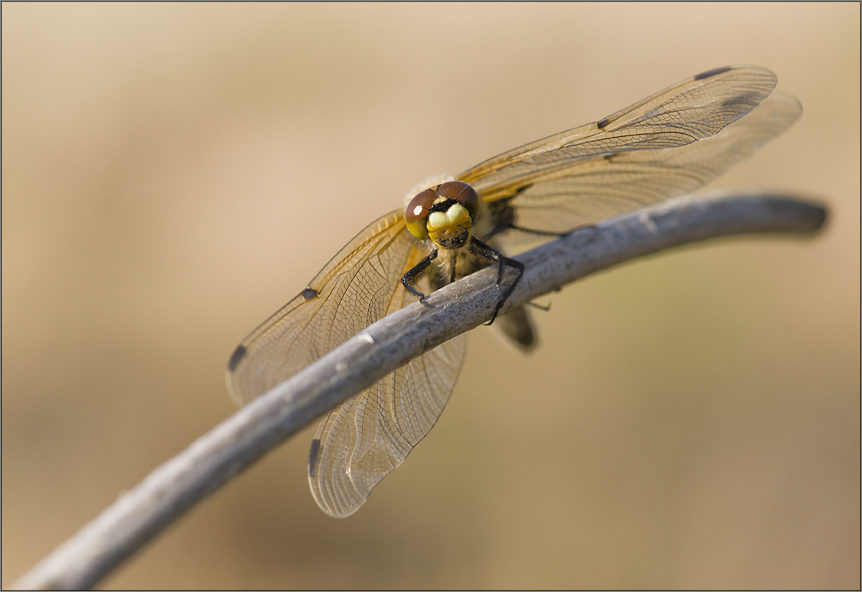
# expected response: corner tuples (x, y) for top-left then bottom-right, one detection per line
(227, 65), (801, 518)
(400, 180), (525, 323)
(405, 181), (481, 248)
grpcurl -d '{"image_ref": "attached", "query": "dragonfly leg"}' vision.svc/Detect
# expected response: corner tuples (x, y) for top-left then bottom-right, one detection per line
(481, 197), (571, 242)
(401, 248), (438, 303)
(469, 238), (524, 325)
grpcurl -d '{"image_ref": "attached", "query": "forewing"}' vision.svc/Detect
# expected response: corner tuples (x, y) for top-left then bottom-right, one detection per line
(227, 210), (416, 404)
(457, 65), (787, 205)
(505, 91), (802, 234)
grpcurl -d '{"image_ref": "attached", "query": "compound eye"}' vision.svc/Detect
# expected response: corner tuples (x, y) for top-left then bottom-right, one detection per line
(436, 181), (474, 203)
(405, 189), (437, 240)
(437, 181), (480, 220)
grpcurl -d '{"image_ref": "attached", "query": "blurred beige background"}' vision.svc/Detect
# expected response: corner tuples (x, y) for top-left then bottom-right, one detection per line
(3, 3), (859, 589)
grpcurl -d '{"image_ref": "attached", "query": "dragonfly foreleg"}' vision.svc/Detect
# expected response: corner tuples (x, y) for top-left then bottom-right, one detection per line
(401, 248), (438, 302)
(469, 237), (524, 325)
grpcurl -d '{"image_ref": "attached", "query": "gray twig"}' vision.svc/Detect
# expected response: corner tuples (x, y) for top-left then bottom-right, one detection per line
(14, 190), (827, 590)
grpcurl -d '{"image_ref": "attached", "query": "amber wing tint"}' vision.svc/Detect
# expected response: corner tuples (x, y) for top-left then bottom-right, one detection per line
(227, 211), (466, 517)
(458, 65), (800, 234)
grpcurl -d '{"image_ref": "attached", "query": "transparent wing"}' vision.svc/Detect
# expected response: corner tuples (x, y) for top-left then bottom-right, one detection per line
(227, 210), (413, 403)
(458, 66), (800, 232)
(308, 331), (466, 517)
(226, 210), (467, 518)
(506, 91), (801, 233)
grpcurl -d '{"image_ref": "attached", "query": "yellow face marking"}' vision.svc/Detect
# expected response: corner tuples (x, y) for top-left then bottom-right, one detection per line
(427, 203), (471, 232)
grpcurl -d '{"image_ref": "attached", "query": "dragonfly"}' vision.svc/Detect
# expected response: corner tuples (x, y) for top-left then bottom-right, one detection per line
(226, 65), (801, 518)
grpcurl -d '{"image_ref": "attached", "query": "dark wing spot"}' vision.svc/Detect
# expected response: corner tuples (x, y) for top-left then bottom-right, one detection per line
(308, 438), (321, 477)
(302, 287), (318, 301)
(720, 91), (763, 111)
(227, 345), (247, 372)
(694, 66), (732, 81)
(597, 117), (612, 129)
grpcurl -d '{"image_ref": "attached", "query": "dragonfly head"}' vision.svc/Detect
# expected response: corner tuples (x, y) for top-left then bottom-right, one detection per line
(405, 181), (481, 249)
